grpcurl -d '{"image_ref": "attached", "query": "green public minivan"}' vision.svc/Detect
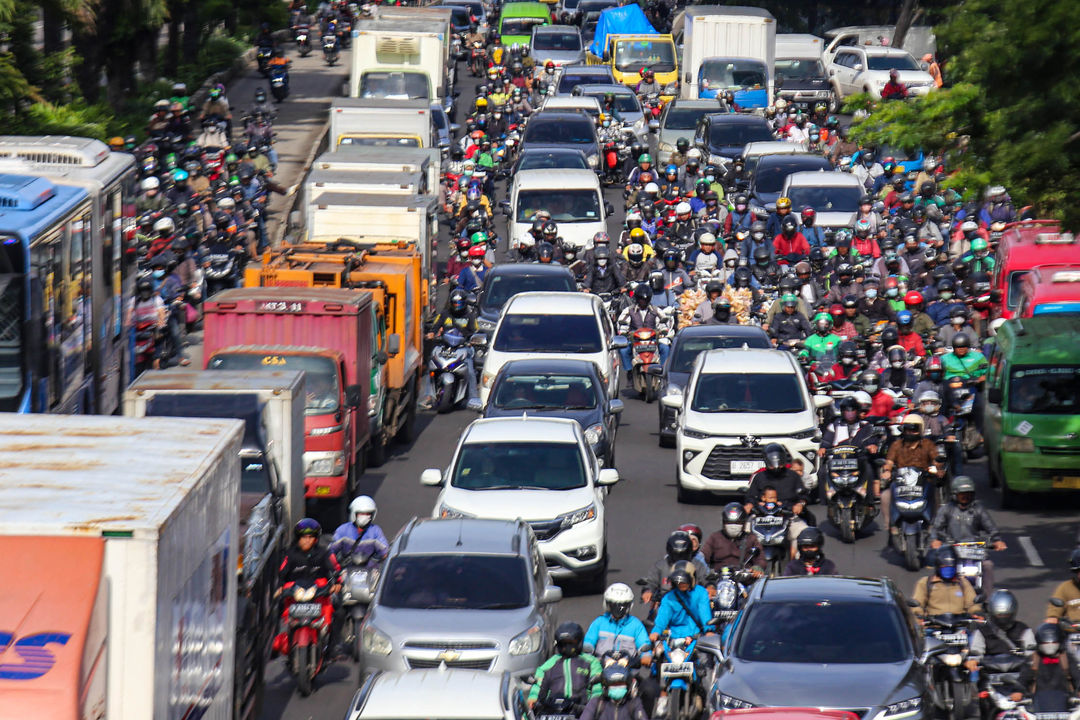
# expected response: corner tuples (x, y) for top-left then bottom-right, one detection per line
(499, 2), (552, 48)
(984, 316), (1080, 505)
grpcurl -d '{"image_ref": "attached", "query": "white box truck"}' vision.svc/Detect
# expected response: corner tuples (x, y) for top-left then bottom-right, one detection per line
(313, 146), (441, 196)
(303, 168), (427, 211)
(680, 6), (775, 106)
(0, 414), (242, 720)
(349, 19), (448, 110)
(329, 98), (435, 150)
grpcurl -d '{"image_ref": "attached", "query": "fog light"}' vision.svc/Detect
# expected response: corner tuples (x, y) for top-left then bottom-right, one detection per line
(683, 451), (695, 462)
(570, 546), (597, 560)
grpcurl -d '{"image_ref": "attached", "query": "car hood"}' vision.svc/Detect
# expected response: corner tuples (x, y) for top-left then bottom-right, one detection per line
(683, 408), (815, 435)
(368, 605), (539, 638)
(864, 69), (935, 86)
(441, 485), (597, 522)
(484, 406), (603, 430)
(815, 210), (858, 229)
(717, 659), (920, 708)
(534, 50), (586, 65)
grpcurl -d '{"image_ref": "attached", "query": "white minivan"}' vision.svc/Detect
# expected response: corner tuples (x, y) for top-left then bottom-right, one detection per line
(505, 168), (613, 254)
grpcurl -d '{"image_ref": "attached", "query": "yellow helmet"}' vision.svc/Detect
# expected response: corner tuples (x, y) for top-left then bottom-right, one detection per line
(108, 136), (124, 150)
(892, 165), (906, 175)
(476, 97), (488, 109)
(629, 227), (648, 242)
(776, 197), (792, 211)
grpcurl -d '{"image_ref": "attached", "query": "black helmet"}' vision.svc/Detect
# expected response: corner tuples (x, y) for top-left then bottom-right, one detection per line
(136, 278), (154, 295)
(837, 263), (853, 279)
(796, 527), (824, 561)
(676, 137), (689, 152)
(809, 246), (826, 269)
(705, 278), (724, 296)
(712, 297), (732, 320)
(781, 215), (798, 233)
(837, 396), (859, 418)
(762, 442), (788, 473)
(750, 220), (767, 240)
(1035, 623), (1061, 657)
(536, 242), (555, 264)
(779, 275), (799, 293)
(952, 332), (972, 349)
(987, 589), (1018, 629)
(633, 283), (653, 306)
(294, 517), (321, 540)
(733, 266), (752, 287)
(668, 560), (695, 590)
(880, 326), (899, 347)
(753, 245), (771, 266)
(842, 294), (858, 309)
(1069, 547), (1080, 572)
(601, 664), (633, 701)
(887, 346), (907, 369)
(859, 369), (881, 393)
(838, 341), (858, 365)
(721, 501), (747, 538)
(934, 546), (958, 579)
(666, 530), (693, 562)
(554, 621), (584, 657)
(542, 221), (559, 240)
(663, 248), (681, 267)
(449, 288), (469, 314)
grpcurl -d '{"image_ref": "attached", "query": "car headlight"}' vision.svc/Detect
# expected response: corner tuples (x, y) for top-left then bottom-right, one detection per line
(477, 317), (496, 332)
(664, 384), (683, 398)
(560, 503), (597, 528)
(360, 624), (392, 656)
(1002, 435), (1035, 453)
(682, 427), (711, 440)
(587, 153), (599, 168)
(584, 423), (604, 447)
(481, 370), (495, 388)
(438, 503), (474, 519)
(874, 697), (922, 720)
(307, 452), (345, 476)
(791, 426), (821, 441)
(715, 693), (755, 710)
(308, 424), (343, 436)
(509, 624), (542, 656)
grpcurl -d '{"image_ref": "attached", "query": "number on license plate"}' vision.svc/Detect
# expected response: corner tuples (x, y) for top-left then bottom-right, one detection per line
(290, 602), (322, 618)
(755, 515), (783, 526)
(661, 661), (694, 678)
(730, 460), (761, 474)
(937, 632), (967, 643)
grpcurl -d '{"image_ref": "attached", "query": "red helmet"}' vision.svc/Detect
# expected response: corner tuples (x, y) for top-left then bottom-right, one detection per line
(677, 523), (703, 544)
(904, 290), (924, 307)
(884, 276), (900, 291)
(801, 207), (816, 220)
(829, 303), (844, 318)
(468, 245), (487, 259)
(456, 237), (471, 252)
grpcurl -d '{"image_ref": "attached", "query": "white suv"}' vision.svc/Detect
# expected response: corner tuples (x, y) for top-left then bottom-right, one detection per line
(479, 291), (625, 405)
(421, 416), (619, 590)
(661, 348), (828, 502)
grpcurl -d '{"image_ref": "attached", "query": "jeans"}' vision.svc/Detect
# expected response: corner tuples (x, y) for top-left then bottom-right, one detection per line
(620, 341), (669, 372)
(464, 348), (478, 400)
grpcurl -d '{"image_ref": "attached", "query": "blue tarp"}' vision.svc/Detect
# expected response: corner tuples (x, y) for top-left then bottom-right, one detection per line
(587, 5), (657, 58)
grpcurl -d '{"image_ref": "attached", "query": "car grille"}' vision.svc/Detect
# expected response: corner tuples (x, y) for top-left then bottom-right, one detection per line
(402, 640), (498, 650)
(407, 657), (494, 671)
(1040, 445), (1080, 456)
(529, 519), (564, 541)
(701, 446), (765, 480)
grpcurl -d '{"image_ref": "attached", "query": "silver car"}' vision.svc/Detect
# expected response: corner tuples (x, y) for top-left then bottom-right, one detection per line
(654, 98), (724, 166)
(358, 517), (562, 676)
(531, 25), (585, 69)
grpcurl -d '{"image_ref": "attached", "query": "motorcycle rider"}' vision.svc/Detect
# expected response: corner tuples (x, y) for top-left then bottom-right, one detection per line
(653, 249), (692, 307)
(767, 293), (812, 346)
(741, 220), (774, 262)
(804, 312), (842, 360)
(329, 494), (389, 570)
(702, 502), (765, 576)
(1015, 623), (1079, 713)
(765, 196), (794, 240)
(649, 563), (714, 666)
(1045, 548), (1080, 626)
(896, 311), (927, 358)
(969, 590), (1036, 673)
(938, 305), (978, 348)
(275, 518), (342, 650)
(744, 443), (810, 551)
(528, 622), (602, 714)
(703, 297), (736, 326)
(455, 245), (489, 292)
(784, 527), (838, 576)
(773, 215), (810, 265)
(617, 284), (673, 371)
(584, 583), (658, 713)
(881, 415), (945, 544)
(827, 263), (865, 302)
(200, 83), (233, 138)
(585, 245), (627, 295)
(636, 68), (662, 98)
(641, 531), (709, 606)
(911, 546), (982, 619)
(928, 476), (1006, 595)
(427, 288), (480, 401)
(724, 193), (755, 234)
(580, 666), (650, 720)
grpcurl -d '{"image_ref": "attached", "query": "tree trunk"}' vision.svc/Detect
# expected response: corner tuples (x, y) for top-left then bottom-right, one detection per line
(71, 22), (102, 103)
(136, 26), (160, 84)
(182, 0), (201, 64)
(42, 1), (65, 55)
(892, 0), (918, 50)
(165, 0), (182, 78)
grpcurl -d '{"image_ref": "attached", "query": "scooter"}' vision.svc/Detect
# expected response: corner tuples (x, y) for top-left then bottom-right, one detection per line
(256, 45), (273, 75)
(133, 319), (159, 375)
(824, 444), (877, 543)
(749, 503), (792, 578)
(277, 582), (334, 696)
(953, 539), (988, 594)
(270, 66), (289, 102)
(296, 26), (311, 57)
(656, 634), (705, 720)
(323, 34), (339, 66)
(890, 466), (932, 571)
(629, 327), (663, 402)
(923, 614), (975, 720)
(429, 329), (472, 413)
(339, 563), (377, 660)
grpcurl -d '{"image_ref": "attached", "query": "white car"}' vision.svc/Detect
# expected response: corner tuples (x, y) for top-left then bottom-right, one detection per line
(345, 668), (521, 720)
(422, 416), (619, 588)
(661, 347), (828, 501)
(478, 291), (625, 405)
(506, 169), (613, 254)
(826, 46), (935, 99)
(780, 170), (862, 233)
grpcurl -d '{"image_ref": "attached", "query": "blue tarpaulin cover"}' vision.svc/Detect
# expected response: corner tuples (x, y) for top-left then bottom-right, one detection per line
(588, 4), (658, 57)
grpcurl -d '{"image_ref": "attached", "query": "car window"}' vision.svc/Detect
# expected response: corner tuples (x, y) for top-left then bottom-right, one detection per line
(755, 158), (832, 194)
(503, 17), (549, 37)
(451, 441), (587, 490)
(708, 121), (773, 149)
(493, 373), (598, 410)
(380, 555), (531, 609)
(1008, 366), (1080, 414)
(774, 59), (825, 80)
(359, 72), (430, 100)
(533, 31), (581, 51)
(786, 184), (861, 213)
(516, 189), (601, 223)
(671, 336), (770, 372)
(482, 273), (577, 311)
(523, 117), (596, 145)
(663, 105), (718, 131)
(834, 52), (854, 68)
(494, 313), (603, 353)
(867, 54), (920, 72)
(692, 372), (805, 413)
(519, 150), (590, 172)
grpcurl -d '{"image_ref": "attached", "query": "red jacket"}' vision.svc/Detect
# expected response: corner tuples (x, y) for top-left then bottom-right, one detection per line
(898, 331), (926, 357)
(773, 232), (810, 261)
(880, 81), (908, 100)
(853, 236), (881, 258)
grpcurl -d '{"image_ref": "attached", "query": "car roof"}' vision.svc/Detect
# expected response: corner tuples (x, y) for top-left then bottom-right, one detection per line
(705, 113), (770, 126)
(676, 324), (772, 342)
(699, 347), (797, 373)
(534, 23), (576, 32)
(758, 575), (893, 603)
(559, 64), (612, 75)
(498, 358), (601, 377)
(996, 316), (1080, 362)
(544, 96), (601, 109)
(514, 168), (600, 190)
(464, 416), (581, 444)
(784, 170), (862, 187)
(755, 154), (832, 170)
(504, 290), (598, 315)
(669, 98), (726, 109)
(743, 141), (809, 157)
(860, 46), (916, 58)
(531, 110), (595, 123)
(396, 517), (529, 556)
(575, 83), (634, 95)
(356, 670), (507, 719)
(489, 262), (577, 278)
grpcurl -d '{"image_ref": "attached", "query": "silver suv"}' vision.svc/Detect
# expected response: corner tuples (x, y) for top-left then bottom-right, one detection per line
(358, 517), (562, 676)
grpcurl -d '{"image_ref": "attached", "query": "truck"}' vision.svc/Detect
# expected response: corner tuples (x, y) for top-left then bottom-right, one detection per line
(202, 287), (378, 508)
(243, 242), (425, 466)
(823, 25), (937, 64)
(312, 146), (440, 198)
(774, 34), (833, 110)
(349, 19), (450, 115)
(330, 98), (435, 150)
(586, 5), (678, 97)
(679, 6), (775, 105)
(304, 168), (427, 213)
(122, 369), (305, 720)
(370, 6), (457, 86)
(0, 414), (241, 720)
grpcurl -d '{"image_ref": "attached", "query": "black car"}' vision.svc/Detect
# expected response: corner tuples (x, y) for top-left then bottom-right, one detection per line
(710, 576), (928, 720)
(750, 153), (835, 210)
(476, 264), (578, 334)
(695, 114), (774, 168)
(520, 111), (601, 170)
(556, 64), (616, 95)
(508, 147), (591, 177)
(658, 325), (771, 447)
(480, 358), (623, 467)
(774, 57), (833, 111)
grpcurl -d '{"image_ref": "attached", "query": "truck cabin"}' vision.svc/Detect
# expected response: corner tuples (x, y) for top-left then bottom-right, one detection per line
(697, 57), (769, 107)
(358, 70), (432, 102)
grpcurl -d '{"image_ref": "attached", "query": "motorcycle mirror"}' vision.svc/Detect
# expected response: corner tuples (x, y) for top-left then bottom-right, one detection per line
(605, 201), (615, 216)
(468, 332), (488, 347)
(907, 598), (921, 608)
(634, 578), (649, 586)
(1050, 597), (1065, 608)
(611, 335), (629, 350)
(376, 350), (389, 364)
(345, 384), (365, 407)
(746, 546), (761, 559)
(813, 394), (833, 410)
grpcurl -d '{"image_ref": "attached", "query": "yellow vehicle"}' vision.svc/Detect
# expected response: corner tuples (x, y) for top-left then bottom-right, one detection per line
(587, 34), (679, 98)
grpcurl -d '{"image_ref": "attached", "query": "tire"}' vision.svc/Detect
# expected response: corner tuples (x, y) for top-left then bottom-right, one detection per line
(294, 644), (314, 697)
(903, 535), (921, 571)
(435, 382), (456, 414)
(667, 687), (682, 720)
(368, 432), (388, 468)
(643, 377), (657, 404)
(396, 381), (419, 443)
(950, 681), (971, 720)
(659, 433), (675, 449)
(838, 506), (855, 544)
(676, 479), (697, 504)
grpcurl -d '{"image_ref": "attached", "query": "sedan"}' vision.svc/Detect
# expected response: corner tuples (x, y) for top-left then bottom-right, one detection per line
(508, 146), (591, 177)
(695, 114), (775, 169)
(480, 358), (624, 467)
(575, 83), (649, 142)
(520, 111), (601, 170)
(556, 64), (616, 95)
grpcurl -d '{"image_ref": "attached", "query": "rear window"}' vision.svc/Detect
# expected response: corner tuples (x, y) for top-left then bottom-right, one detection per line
(359, 72), (430, 100)
(708, 120), (773, 148)
(524, 116), (596, 145)
(663, 105), (717, 131)
(494, 313), (603, 353)
(493, 373), (598, 410)
(518, 150), (590, 172)
(754, 158), (832, 194)
(482, 272), (577, 311)
(380, 555), (531, 609)
(533, 31), (581, 51)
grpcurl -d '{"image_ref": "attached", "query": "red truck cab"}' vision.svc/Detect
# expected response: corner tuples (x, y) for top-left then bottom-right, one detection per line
(991, 220), (1076, 320)
(1016, 265), (1080, 318)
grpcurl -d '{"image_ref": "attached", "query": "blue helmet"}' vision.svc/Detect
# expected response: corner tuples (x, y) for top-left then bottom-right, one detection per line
(665, 163), (678, 177)
(172, 168), (189, 182)
(897, 310), (913, 325)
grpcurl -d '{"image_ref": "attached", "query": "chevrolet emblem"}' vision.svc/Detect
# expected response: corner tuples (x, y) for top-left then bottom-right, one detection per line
(438, 650), (461, 662)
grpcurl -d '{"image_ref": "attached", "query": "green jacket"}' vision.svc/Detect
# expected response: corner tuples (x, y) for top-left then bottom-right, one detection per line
(528, 653), (602, 707)
(943, 350), (988, 380)
(911, 311), (935, 338)
(805, 332), (842, 359)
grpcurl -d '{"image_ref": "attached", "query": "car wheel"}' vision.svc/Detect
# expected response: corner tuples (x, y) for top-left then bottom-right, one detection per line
(676, 477), (698, 504)
(659, 432), (674, 448)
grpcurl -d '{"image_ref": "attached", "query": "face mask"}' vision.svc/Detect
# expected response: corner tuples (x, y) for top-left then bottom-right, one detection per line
(940, 291), (953, 300)
(152, 269), (165, 279)
(459, 252), (468, 261)
(938, 565), (956, 580)
(841, 356), (854, 365)
(471, 259), (483, 267)
(597, 258), (608, 267)
(607, 687), (628, 701)
(886, 288), (899, 298)
(354, 513), (372, 528)
(1039, 643), (1060, 657)
(951, 316), (965, 325)
(722, 522), (743, 539)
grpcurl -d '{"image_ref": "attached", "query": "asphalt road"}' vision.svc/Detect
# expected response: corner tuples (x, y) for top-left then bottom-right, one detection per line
(234, 42), (1080, 720)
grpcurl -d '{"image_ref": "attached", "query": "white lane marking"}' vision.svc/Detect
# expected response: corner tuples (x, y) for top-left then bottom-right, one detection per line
(1019, 535), (1044, 567)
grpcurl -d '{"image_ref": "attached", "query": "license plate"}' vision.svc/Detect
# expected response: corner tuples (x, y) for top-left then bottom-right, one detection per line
(661, 661), (694, 678)
(895, 486), (923, 499)
(290, 602), (322, 619)
(937, 632), (967, 644)
(730, 460), (761, 475)
(315, 486), (331, 496)
(635, 343), (658, 353)
(272, 78), (284, 86)
(1053, 476), (1080, 489)
(755, 515), (784, 527)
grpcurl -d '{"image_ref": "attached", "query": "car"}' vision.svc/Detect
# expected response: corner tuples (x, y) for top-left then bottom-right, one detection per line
(422, 416), (619, 588)
(499, 2), (553, 47)
(749, 153), (834, 212)
(559, 0), (584, 23)
(741, 140), (810, 175)
(575, 0), (618, 23)
(654, 98), (723, 166)
(575, 83), (648, 142)
(662, 347), (826, 501)
(657, 325), (772, 448)
(826, 45), (936, 100)
(1016, 265), (1080, 318)
(556, 64), (617, 95)
(480, 358), (624, 466)
(344, 669), (524, 720)
(539, 95), (602, 121)
(506, 169), (613, 252)
(694, 114), (775, 170)
(780, 170), (862, 233)
(439, 0), (489, 29)
(476, 263), (578, 334)
(774, 51), (834, 111)
(479, 291), (625, 405)
(519, 111), (601, 170)
(531, 24), (585, 68)
(709, 575), (928, 720)
(358, 517), (561, 675)
(991, 221), (1077, 321)
(508, 146), (592, 177)
(430, 104), (458, 153)
(438, 3), (473, 33)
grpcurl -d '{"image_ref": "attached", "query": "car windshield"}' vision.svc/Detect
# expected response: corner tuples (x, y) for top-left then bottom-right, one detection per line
(786, 184), (861, 212)
(534, 31), (581, 51)
(708, 121), (773, 149)
(663, 105), (717, 130)
(517, 189), (601, 223)
(339, 135), (422, 148)
(586, 92), (640, 114)
(446, 6), (470, 27)
(240, 451), (272, 494)
(735, 601), (911, 663)
(207, 353), (340, 414)
(559, 72), (605, 93)
(519, 150), (590, 171)
(524, 117), (595, 145)
(775, 58), (825, 81)
(379, 555), (531, 609)
(671, 336), (770, 373)
(867, 54), (921, 71)
(692, 372), (805, 413)
(700, 59), (767, 90)
(614, 39), (676, 73)
(877, 144), (919, 162)
(502, 17), (547, 37)
(494, 313), (603, 353)
(452, 441), (587, 490)
(493, 373), (598, 410)
(483, 273), (577, 311)
(1008, 366), (1080, 414)
(359, 72), (430, 100)
(755, 159), (831, 194)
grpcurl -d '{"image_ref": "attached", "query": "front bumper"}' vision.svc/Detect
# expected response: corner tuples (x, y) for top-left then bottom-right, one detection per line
(1001, 449), (1080, 492)
(530, 517), (606, 578)
(777, 88), (833, 108)
(676, 434), (820, 494)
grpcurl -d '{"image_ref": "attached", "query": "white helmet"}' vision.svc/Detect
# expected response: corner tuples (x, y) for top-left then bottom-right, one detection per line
(676, 201), (692, 215)
(141, 176), (160, 192)
(643, 182), (659, 196)
(698, 232), (717, 246)
(152, 216), (175, 235)
(217, 196), (236, 211)
(988, 317), (1006, 336)
(603, 582), (634, 620)
(349, 495), (377, 527)
(775, 98), (788, 111)
(852, 390), (872, 411)
(686, 148), (702, 160)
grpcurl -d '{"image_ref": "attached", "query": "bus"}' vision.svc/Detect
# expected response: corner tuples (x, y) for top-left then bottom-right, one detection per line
(0, 136), (137, 414)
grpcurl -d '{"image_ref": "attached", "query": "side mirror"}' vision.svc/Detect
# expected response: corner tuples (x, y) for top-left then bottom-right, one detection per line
(611, 335), (629, 350)
(683, 72), (691, 84)
(604, 201), (615, 216)
(376, 350), (389, 364)
(450, 123), (461, 133)
(597, 468), (620, 486)
(387, 333), (401, 356)
(501, 203), (512, 217)
(608, 399), (624, 415)
(345, 384), (365, 407)
(907, 598), (921, 608)
(469, 332), (488, 347)
(813, 394), (833, 410)
(987, 387), (1002, 405)
(648, 119), (659, 133)
(420, 468), (443, 486)
(541, 585), (563, 604)
(661, 394), (683, 410)
(646, 364), (664, 376)
(466, 397), (484, 412)
(696, 634), (724, 660)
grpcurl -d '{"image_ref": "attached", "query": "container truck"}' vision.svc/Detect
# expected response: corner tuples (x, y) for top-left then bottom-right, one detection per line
(329, 98), (435, 150)
(348, 19), (449, 114)
(679, 6), (775, 105)
(0, 414), (242, 720)
(304, 168), (426, 214)
(312, 146), (440, 195)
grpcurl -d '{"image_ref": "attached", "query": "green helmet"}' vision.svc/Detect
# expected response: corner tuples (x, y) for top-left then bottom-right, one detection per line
(638, 153), (652, 165)
(781, 293), (798, 306)
(971, 237), (988, 252)
(470, 231), (487, 245)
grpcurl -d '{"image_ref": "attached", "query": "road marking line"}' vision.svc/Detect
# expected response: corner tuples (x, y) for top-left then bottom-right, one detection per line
(1019, 535), (1044, 567)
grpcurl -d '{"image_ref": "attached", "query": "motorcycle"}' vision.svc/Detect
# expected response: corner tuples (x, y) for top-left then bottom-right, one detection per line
(749, 503), (791, 578)
(270, 66), (289, 102)
(980, 651), (1030, 720)
(469, 42), (488, 77)
(602, 137), (627, 186)
(924, 614), (976, 720)
(709, 548), (760, 631)
(277, 582), (333, 696)
(948, 380), (982, 458)
(655, 634), (707, 720)
(429, 329), (472, 413)
(629, 326), (663, 402)
(890, 466), (932, 571)
(256, 45), (273, 75)
(824, 445), (876, 543)
(323, 34), (339, 66)
(133, 319), (159, 375)
(339, 563), (377, 660)
(296, 26), (311, 57)
(953, 539), (988, 595)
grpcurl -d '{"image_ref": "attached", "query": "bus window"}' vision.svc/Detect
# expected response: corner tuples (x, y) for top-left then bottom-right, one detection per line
(31, 234), (63, 408)
(0, 238), (25, 409)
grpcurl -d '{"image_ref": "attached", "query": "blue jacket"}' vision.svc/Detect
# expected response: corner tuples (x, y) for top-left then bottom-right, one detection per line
(802, 225), (826, 249)
(584, 614), (652, 657)
(456, 264), (489, 292)
(329, 523), (389, 568)
(652, 586), (712, 640)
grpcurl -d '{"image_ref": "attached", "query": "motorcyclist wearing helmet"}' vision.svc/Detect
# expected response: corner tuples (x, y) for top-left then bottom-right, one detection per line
(765, 196), (794, 240)
(455, 244), (490, 292)
(635, 68), (661, 98)
(805, 312), (842, 360)
(668, 137), (691, 168)
(622, 238), (659, 284)
(819, 396), (879, 476)
(649, 561), (713, 643)
(685, 232), (720, 276)
(200, 83), (233, 138)
(784, 527), (837, 576)
(277, 518), (342, 627)
(773, 214), (810, 264)
(724, 192), (755, 234)
(978, 185), (1016, 227)
(937, 305), (977, 348)
(528, 622), (603, 714)
(744, 443), (810, 547)
(926, 277), (967, 326)
(895, 311), (926, 358)
(1046, 548), (1080, 626)
(767, 293), (812, 345)
(930, 475), (1006, 589)
(827, 262), (865, 303)
(882, 415), (945, 541)
(580, 666), (650, 720)
(942, 332), (988, 384)
(1015, 623), (1079, 713)
(329, 495), (389, 569)
(585, 245), (627, 295)
(625, 153), (654, 193)
(968, 590), (1035, 680)
(585, 583), (652, 659)
(691, 278), (726, 324)
(702, 502), (766, 575)
(960, 236), (996, 274)
(617, 284), (673, 371)
(652, 249), (692, 307)
(427, 288), (480, 400)
(641, 531), (709, 605)
(821, 340), (863, 381)
(858, 278), (896, 323)
(911, 546), (981, 618)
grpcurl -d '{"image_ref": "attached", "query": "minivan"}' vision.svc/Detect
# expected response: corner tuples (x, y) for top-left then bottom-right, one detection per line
(500, 2), (552, 47)
(506, 168), (613, 253)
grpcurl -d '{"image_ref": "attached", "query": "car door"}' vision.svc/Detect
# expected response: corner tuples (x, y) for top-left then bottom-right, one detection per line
(830, 51), (855, 96)
(598, 303), (619, 396)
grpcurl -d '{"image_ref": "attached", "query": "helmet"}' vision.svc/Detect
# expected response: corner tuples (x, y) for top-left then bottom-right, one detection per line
(902, 414), (925, 437)
(917, 390), (942, 414)
(638, 153), (652, 165)
(141, 176), (160, 192)
(838, 396), (859, 421)
(796, 527), (824, 561)
(781, 215), (798, 233)
(601, 665), (633, 701)
(172, 168), (189, 182)
(950, 475), (976, 496)
(838, 341), (858, 365)
(775, 197), (792, 211)
(668, 560), (695, 590)
(1069, 547), (1080, 572)
(294, 518), (321, 540)
(762, 442), (788, 473)
(1036, 623), (1062, 657)
(675, 201), (691, 216)
(349, 495), (377, 527)
(952, 332), (972, 349)
(153, 217), (175, 235)
(837, 263), (853, 279)
(698, 232), (717, 247)
(678, 523), (703, 547)
(781, 293), (798, 308)
(666, 530), (693, 562)
(859, 369), (881, 393)
(449, 288), (470, 314)
(904, 290), (924, 307)
(554, 621), (584, 657)
(537, 242), (556, 264)
(468, 245), (487, 260)
(801, 207), (816, 222)
(136, 277), (154, 295)
(721, 502), (747, 539)
(750, 221), (767, 241)
(604, 582), (634, 620)
(753, 246), (771, 266)
(853, 390), (872, 411)
(643, 182), (659, 196)
(934, 545), (957, 579)
(897, 310), (913, 327)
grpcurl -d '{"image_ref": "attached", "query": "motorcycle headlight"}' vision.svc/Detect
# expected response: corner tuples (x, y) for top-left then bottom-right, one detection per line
(584, 423), (604, 447)
(560, 503), (597, 528)
(943, 653), (964, 667)
(716, 581), (737, 609)
(831, 472), (858, 488)
(368, 394), (379, 417)
(360, 624), (393, 656)
(509, 624), (542, 656)
(873, 697), (922, 720)
(1001, 435), (1035, 453)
